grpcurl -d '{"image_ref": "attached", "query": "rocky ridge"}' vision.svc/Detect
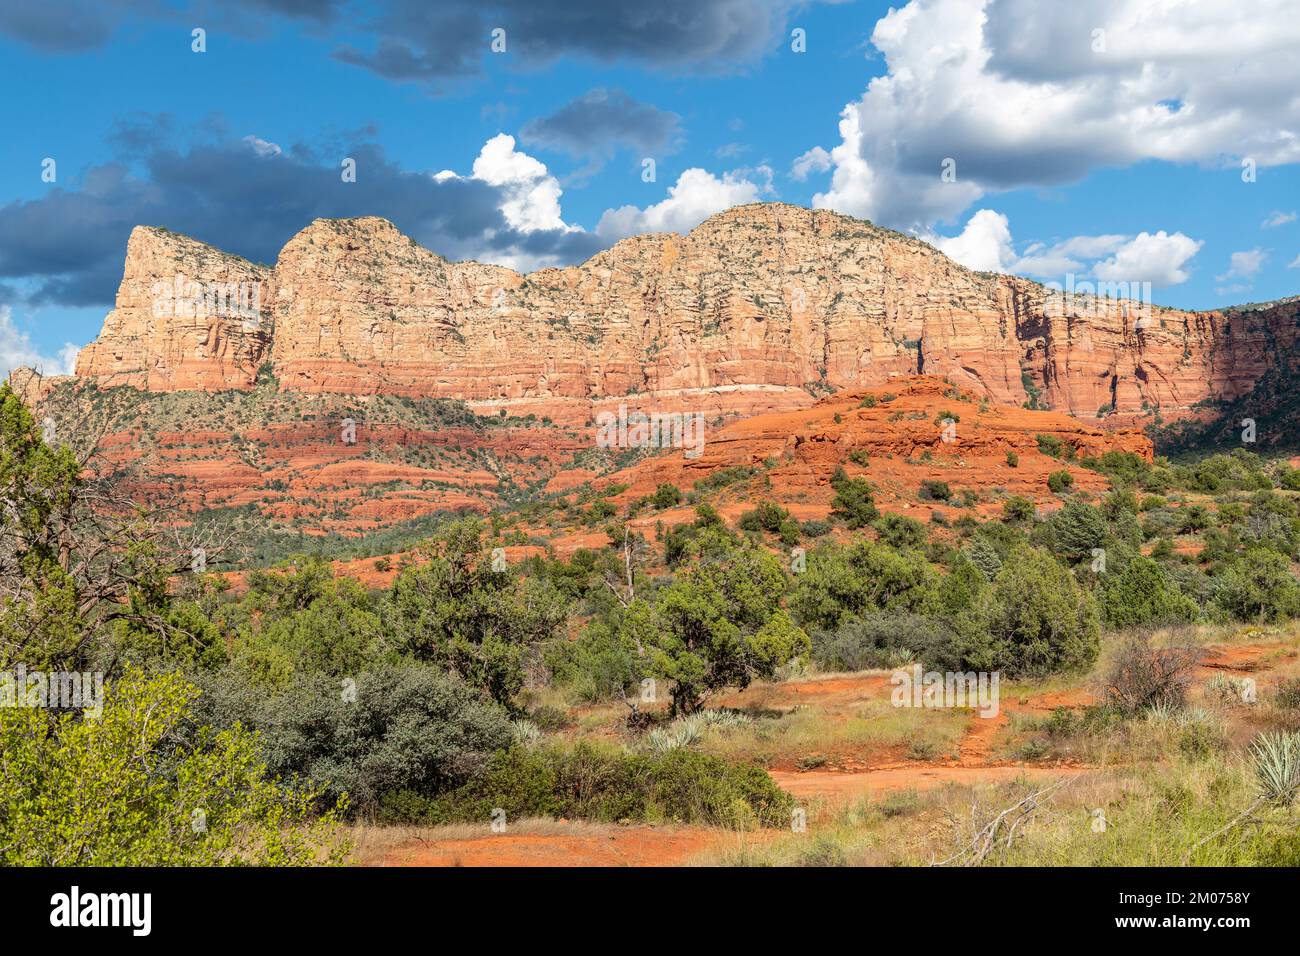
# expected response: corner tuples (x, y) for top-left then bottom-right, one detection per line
(61, 203), (1300, 427)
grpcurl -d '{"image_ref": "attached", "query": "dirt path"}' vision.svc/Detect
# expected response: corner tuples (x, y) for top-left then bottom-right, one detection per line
(770, 764), (1088, 802)
(1197, 642), (1294, 676)
(371, 825), (753, 867)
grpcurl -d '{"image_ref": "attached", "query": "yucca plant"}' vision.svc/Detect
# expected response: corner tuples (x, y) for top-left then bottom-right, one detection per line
(1143, 699), (1178, 724)
(511, 718), (542, 749)
(1250, 730), (1300, 805)
(1205, 673), (1243, 704)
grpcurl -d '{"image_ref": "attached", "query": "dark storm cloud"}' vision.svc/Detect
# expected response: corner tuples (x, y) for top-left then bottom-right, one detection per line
(0, 0), (159, 53)
(2, 0), (810, 77)
(0, 123), (603, 308)
(520, 89), (681, 161)
(0, 0), (343, 52)
(336, 0), (806, 79)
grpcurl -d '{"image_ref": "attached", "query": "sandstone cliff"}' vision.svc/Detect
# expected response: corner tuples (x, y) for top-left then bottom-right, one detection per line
(72, 203), (1300, 425)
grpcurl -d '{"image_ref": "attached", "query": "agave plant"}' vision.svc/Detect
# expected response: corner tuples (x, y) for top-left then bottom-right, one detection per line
(1143, 699), (1178, 724)
(511, 718), (542, 749)
(1249, 731), (1300, 805)
(695, 709), (752, 730)
(642, 710), (751, 753)
(1205, 673), (1243, 704)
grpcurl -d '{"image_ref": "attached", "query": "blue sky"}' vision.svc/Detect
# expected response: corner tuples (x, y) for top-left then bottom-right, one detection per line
(1, 0), (1297, 373)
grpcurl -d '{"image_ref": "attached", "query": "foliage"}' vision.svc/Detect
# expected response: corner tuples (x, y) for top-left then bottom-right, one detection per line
(188, 661), (513, 813)
(385, 517), (569, 704)
(0, 669), (346, 865)
(620, 529), (807, 713)
(829, 466), (878, 528)
(395, 742), (794, 829)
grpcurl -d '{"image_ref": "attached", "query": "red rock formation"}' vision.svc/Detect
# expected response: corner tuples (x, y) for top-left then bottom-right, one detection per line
(71, 203), (1299, 426)
(560, 375), (1151, 529)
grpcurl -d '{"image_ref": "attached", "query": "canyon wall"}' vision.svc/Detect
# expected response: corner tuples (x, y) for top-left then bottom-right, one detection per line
(70, 203), (1299, 425)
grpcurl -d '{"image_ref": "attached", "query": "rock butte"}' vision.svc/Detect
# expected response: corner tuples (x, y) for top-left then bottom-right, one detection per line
(53, 202), (1299, 427)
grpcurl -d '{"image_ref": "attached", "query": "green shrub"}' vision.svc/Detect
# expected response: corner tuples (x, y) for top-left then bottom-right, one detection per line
(738, 500), (793, 534)
(1046, 500), (1107, 563)
(1100, 557), (1200, 628)
(974, 547), (1101, 677)
(1213, 549), (1300, 623)
(1036, 434), (1065, 458)
(829, 466), (879, 528)
(417, 743), (794, 828)
(918, 479), (952, 502)
(189, 662), (513, 813)
(650, 483), (683, 509)
(1002, 495), (1035, 522)
(1047, 470), (1074, 494)
(874, 513), (928, 550)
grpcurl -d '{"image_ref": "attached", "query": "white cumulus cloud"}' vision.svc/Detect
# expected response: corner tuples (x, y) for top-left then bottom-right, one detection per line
(1094, 231), (1204, 286)
(596, 166), (773, 241)
(927, 210), (1202, 286)
(1216, 248), (1268, 282)
(808, 0), (1300, 231)
(0, 306), (80, 379)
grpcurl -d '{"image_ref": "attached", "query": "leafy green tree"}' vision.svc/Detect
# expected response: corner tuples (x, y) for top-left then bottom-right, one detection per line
(0, 669), (346, 865)
(1214, 549), (1300, 623)
(829, 466), (878, 528)
(964, 538), (1003, 580)
(1100, 556), (1200, 628)
(623, 529), (807, 713)
(386, 518), (568, 705)
(975, 546), (1100, 676)
(1, 384), (215, 672)
(789, 540), (938, 630)
(1046, 500), (1107, 563)
(874, 513), (928, 550)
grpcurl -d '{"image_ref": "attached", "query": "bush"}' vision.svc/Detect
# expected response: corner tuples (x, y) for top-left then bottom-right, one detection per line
(829, 467), (878, 528)
(738, 500), (793, 535)
(811, 611), (965, 672)
(1006, 451), (1019, 468)
(412, 743), (795, 829)
(1213, 549), (1300, 623)
(789, 540), (939, 630)
(1036, 434), (1066, 458)
(874, 513), (928, 550)
(918, 479), (952, 502)
(1046, 500), (1107, 563)
(1101, 633), (1199, 715)
(975, 547), (1101, 677)
(801, 518), (832, 538)
(1100, 557), (1200, 628)
(1, 669), (346, 864)
(650, 483), (682, 509)
(1002, 495), (1035, 522)
(188, 662), (514, 814)
(1047, 470), (1074, 494)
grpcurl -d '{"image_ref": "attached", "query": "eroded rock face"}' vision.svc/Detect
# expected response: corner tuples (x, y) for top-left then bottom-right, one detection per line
(75, 226), (273, 391)
(74, 203), (1299, 424)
